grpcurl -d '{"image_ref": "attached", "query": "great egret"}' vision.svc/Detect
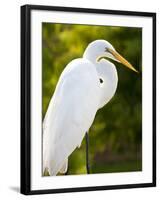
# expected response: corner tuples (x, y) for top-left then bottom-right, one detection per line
(43, 40), (138, 176)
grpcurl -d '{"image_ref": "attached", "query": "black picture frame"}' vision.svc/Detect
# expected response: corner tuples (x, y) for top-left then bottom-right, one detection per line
(21, 4), (156, 195)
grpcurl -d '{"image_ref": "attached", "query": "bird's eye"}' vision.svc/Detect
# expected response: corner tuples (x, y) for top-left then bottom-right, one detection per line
(105, 47), (109, 52)
(99, 78), (103, 84)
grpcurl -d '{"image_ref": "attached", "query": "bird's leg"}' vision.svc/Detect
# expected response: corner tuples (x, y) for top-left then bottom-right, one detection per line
(85, 131), (90, 174)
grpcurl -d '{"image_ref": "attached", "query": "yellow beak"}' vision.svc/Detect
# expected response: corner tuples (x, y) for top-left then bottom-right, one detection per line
(108, 48), (139, 73)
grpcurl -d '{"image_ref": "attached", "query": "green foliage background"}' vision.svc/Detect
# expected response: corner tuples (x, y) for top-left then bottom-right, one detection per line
(42, 23), (142, 175)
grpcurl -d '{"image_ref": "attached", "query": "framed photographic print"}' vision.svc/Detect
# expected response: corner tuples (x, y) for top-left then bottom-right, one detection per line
(21, 4), (156, 195)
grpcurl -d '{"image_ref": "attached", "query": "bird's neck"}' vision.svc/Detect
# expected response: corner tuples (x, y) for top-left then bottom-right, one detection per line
(83, 49), (118, 108)
(86, 58), (118, 109)
(83, 49), (99, 63)
(96, 59), (118, 109)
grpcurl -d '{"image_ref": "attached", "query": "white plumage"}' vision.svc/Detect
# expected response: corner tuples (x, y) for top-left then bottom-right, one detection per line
(43, 40), (137, 176)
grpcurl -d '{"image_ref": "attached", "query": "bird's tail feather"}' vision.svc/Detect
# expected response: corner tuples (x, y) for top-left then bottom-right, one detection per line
(43, 167), (50, 176)
(59, 159), (68, 174)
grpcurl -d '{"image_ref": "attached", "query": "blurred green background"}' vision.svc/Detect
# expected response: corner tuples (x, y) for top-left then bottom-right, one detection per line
(42, 23), (142, 175)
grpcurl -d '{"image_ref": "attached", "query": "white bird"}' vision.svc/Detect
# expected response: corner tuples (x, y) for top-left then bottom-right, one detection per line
(43, 40), (138, 176)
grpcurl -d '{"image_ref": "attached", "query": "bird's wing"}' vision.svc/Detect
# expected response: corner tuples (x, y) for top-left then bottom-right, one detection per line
(43, 58), (100, 175)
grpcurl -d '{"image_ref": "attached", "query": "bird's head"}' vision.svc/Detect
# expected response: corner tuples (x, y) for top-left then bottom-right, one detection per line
(83, 40), (138, 73)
